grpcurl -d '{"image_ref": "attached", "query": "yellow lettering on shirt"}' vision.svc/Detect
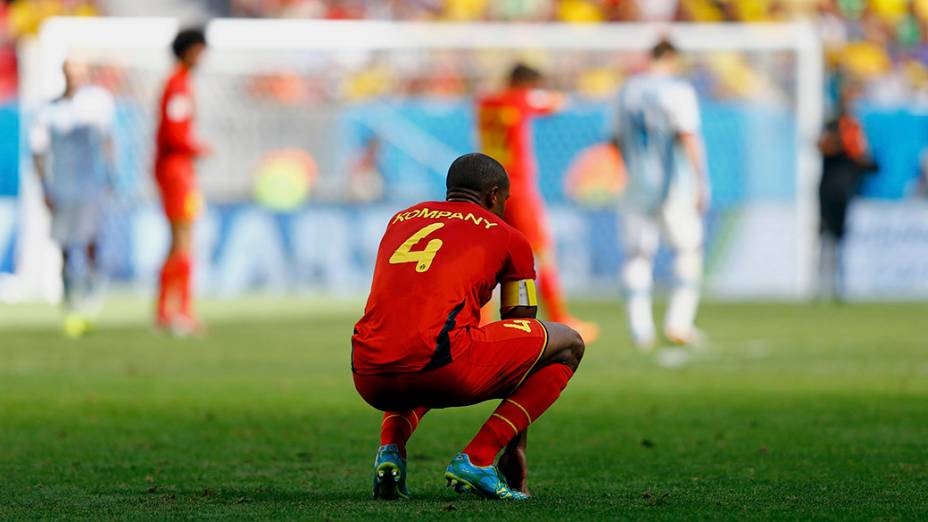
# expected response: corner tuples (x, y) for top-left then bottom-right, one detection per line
(391, 206), (500, 230)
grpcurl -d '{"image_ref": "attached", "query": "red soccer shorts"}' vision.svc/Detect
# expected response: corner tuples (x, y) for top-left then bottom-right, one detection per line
(156, 156), (202, 223)
(353, 319), (549, 411)
(504, 191), (551, 254)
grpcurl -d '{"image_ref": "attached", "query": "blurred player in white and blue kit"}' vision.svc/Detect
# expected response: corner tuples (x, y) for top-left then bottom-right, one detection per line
(30, 59), (115, 334)
(610, 39), (709, 350)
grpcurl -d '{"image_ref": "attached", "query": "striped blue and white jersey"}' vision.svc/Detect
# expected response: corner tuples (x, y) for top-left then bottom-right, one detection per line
(29, 85), (114, 205)
(611, 72), (701, 211)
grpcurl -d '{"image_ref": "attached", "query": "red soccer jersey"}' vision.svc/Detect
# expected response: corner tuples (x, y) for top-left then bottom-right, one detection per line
(352, 200), (536, 375)
(155, 65), (203, 171)
(476, 88), (561, 195)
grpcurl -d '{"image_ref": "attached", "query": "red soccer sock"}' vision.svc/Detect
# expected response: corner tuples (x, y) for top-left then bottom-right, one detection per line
(175, 251), (193, 317)
(380, 407), (429, 458)
(538, 264), (569, 322)
(157, 253), (183, 321)
(463, 363), (574, 466)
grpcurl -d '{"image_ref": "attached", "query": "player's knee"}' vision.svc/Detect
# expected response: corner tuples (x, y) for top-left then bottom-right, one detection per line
(673, 250), (703, 284)
(542, 322), (585, 371)
(622, 255), (653, 291)
(170, 223), (193, 253)
(563, 327), (585, 370)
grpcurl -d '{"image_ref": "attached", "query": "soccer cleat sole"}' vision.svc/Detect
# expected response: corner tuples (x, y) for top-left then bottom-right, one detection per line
(373, 462), (407, 500)
(444, 472), (481, 497)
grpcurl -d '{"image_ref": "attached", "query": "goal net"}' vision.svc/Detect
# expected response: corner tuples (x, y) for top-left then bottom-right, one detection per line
(14, 17), (822, 301)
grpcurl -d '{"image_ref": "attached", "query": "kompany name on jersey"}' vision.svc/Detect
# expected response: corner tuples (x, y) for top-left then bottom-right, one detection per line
(392, 207), (500, 230)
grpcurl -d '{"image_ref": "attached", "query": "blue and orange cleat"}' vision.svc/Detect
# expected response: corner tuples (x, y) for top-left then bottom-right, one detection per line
(372, 444), (409, 500)
(444, 453), (529, 500)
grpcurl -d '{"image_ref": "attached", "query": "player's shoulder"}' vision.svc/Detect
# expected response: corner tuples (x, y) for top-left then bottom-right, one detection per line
(654, 75), (695, 96)
(477, 90), (503, 107)
(164, 67), (190, 91)
(76, 85), (114, 106)
(504, 219), (531, 244)
(659, 77), (698, 107)
(523, 88), (560, 109)
(500, 220), (533, 260)
(617, 73), (649, 102)
(621, 72), (652, 90)
(623, 73), (646, 87)
(75, 86), (116, 124)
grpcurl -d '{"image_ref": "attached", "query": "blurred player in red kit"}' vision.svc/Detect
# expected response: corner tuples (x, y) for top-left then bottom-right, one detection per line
(154, 28), (211, 334)
(353, 153), (585, 501)
(477, 64), (599, 342)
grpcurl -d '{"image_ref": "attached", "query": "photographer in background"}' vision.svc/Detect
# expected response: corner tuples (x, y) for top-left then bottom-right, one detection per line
(817, 82), (878, 301)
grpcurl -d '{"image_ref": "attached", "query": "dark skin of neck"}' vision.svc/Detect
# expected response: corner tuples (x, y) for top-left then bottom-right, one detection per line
(446, 187), (502, 218)
(446, 183), (509, 219)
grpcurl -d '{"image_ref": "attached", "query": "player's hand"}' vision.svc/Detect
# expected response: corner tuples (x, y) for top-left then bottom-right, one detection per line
(550, 92), (569, 112)
(43, 196), (55, 212)
(498, 439), (529, 494)
(697, 185), (711, 215)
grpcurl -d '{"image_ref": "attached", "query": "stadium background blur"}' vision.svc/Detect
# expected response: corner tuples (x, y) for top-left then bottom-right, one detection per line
(1, 0), (928, 304)
(1, 3), (927, 519)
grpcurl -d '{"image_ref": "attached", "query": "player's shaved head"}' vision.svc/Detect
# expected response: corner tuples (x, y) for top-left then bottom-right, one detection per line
(447, 153), (509, 193)
(446, 153), (510, 217)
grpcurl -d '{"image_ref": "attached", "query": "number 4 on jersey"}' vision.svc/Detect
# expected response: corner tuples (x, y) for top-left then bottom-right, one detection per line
(503, 319), (533, 333)
(389, 222), (445, 273)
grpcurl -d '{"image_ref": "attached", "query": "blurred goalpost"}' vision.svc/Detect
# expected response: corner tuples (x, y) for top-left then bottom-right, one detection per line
(16, 18), (822, 302)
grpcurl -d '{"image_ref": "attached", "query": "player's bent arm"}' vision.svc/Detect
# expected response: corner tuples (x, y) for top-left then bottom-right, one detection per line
(29, 116), (50, 189)
(32, 153), (55, 211)
(500, 279), (539, 320)
(103, 136), (118, 189)
(162, 121), (204, 157)
(679, 131), (710, 212)
(501, 305), (538, 320)
(32, 153), (46, 182)
(527, 89), (568, 115)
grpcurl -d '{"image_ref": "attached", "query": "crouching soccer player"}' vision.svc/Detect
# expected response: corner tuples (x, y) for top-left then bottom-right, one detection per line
(352, 153), (585, 500)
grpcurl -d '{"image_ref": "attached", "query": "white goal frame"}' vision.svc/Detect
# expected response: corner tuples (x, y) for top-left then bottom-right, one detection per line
(16, 17), (823, 301)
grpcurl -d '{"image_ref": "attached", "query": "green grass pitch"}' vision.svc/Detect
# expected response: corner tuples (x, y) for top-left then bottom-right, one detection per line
(1, 298), (926, 520)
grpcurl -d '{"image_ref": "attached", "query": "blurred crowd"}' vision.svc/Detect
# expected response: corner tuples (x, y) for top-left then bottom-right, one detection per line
(3, 0), (928, 106)
(231, 0), (928, 107)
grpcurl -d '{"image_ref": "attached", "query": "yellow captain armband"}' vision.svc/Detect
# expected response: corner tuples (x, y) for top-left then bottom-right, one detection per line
(500, 279), (538, 309)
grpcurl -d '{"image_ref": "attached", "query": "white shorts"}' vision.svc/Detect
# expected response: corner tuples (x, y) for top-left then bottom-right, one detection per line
(619, 200), (703, 256)
(51, 201), (104, 247)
